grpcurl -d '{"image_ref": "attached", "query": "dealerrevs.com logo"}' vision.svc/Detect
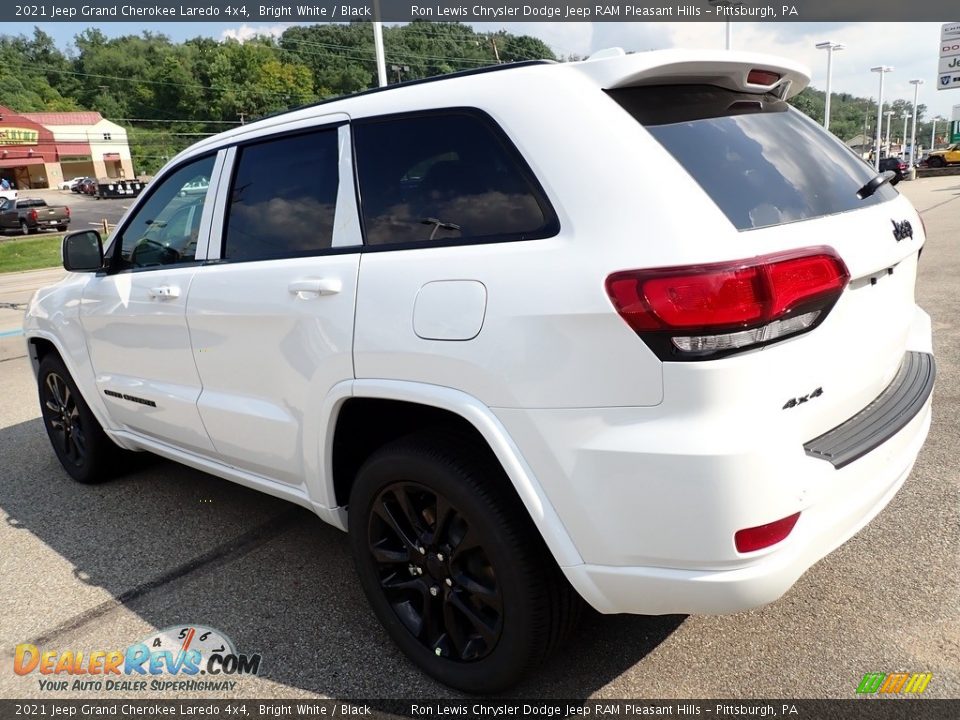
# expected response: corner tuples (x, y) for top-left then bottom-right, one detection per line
(13, 625), (262, 692)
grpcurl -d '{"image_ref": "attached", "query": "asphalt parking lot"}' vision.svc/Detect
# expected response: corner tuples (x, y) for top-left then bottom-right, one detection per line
(0, 178), (957, 701)
(0, 188), (131, 238)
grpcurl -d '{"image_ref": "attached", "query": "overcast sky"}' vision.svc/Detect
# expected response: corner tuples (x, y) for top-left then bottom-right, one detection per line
(8, 21), (960, 121)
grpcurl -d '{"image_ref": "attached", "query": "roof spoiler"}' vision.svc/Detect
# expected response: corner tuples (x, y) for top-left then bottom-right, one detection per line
(573, 49), (810, 100)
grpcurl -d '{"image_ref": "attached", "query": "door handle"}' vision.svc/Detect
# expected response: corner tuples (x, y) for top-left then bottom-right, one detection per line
(148, 285), (181, 300)
(288, 278), (342, 298)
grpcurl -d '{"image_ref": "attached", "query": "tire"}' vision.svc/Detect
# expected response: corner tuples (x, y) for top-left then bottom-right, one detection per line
(57, 225), (67, 232)
(20, 220), (29, 236)
(348, 433), (581, 693)
(929, 156), (946, 168)
(37, 353), (119, 484)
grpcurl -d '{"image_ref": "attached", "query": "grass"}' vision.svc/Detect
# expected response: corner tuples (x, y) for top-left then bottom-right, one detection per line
(0, 233), (64, 273)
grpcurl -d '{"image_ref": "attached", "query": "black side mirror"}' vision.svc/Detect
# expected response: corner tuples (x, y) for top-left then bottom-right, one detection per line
(62, 230), (104, 272)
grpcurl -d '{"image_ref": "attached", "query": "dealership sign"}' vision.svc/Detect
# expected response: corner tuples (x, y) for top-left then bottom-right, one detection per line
(939, 22), (960, 90)
(0, 127), (39, 145)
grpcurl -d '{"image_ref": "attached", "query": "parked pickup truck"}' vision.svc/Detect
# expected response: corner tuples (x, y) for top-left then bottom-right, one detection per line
(0, 197), (70, 235)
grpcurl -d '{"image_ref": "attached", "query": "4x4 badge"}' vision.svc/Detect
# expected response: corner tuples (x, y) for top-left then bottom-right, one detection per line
(892, 220), (913, 242)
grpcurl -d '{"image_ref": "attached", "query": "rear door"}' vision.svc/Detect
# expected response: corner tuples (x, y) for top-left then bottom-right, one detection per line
(186, 120), (361, 488)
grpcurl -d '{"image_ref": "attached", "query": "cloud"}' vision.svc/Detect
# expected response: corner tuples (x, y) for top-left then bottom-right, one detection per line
(221, 24), (291, 43)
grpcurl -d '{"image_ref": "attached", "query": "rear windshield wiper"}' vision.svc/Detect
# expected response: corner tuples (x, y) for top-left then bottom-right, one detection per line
(857, 171), (895, 200)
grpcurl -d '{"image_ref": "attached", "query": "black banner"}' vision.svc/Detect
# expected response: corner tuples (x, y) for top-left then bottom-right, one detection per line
(0, 700), (958, 720)
(1, 0), (959, 23)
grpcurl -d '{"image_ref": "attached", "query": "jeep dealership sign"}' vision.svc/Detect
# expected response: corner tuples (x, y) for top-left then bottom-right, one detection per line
(940, 22), (960, 90)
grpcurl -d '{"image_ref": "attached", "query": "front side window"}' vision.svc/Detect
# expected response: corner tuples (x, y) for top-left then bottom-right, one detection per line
(114, 155), (215, 270)
(353, 111), (558, 247)
(222, 128), (340, 262)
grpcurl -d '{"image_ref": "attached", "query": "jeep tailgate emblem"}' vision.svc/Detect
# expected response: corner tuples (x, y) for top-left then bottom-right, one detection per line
(892, 220), (913, 242)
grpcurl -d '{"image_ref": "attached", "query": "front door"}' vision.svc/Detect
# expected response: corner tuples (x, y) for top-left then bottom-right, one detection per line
(81, 153), (222, 455)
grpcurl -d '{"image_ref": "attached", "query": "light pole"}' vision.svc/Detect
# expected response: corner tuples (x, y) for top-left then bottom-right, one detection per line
(884, 110), (894, 156)
(902, 113), (910, 155)
(871, 66), (893, 170)
(372, 0), (387, 88)
(931, 116), (943, 151)
(909, 79), (924, 167)
(816, 41), (845, 131)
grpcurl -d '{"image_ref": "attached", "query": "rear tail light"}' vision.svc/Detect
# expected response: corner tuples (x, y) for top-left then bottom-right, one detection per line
(28, 209), (38, 223)
(735, 512), (801, 553)
(65, 206), (71, 218)
(605, 247), (849, 360)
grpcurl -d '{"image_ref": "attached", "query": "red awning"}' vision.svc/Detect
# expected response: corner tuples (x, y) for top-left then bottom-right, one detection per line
(56, 143), (91, 157)
(0, 157), (44, 167)
(103, 152), (121, 160)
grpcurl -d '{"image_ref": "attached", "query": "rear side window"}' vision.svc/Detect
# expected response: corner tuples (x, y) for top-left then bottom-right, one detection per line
(353, 111), (558, 247)
(223, 128), (339, 262)
(608, 85), (898, 231)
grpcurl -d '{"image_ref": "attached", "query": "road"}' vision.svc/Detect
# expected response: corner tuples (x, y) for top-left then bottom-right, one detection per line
(0, 177), (957, 700)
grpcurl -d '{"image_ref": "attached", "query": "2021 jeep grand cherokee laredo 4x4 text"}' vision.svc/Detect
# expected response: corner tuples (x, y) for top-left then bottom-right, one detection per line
(24, 50), (935, 693)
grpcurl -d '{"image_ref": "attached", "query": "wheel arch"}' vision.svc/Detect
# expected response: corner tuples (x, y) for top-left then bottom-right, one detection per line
(26, 331), (132, 449)
(328, 380), (583, 569)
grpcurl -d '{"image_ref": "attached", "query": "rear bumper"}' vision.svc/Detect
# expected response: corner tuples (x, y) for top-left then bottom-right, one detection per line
(495, 328), (934, 615)
(564, 393), (929, 614)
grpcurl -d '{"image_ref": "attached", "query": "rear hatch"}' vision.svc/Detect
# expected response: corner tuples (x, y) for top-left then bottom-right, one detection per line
(601, 68), (925, 442)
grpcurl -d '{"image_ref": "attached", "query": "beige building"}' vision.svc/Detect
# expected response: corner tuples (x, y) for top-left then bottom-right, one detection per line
(0, 106), (134, 189)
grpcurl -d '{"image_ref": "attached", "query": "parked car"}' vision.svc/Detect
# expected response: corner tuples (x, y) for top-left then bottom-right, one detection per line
(925, 143), (960, 167)
(0, 187), (18, 203)
(0, 197), (70, 235)
(878, 156), (909, 181)
(178, 178), (209, 197)
(71, 177), (94, 193)
(75, 178), (97, 196)
(58, 177), (87, 191)
(24, 50), (934, 693)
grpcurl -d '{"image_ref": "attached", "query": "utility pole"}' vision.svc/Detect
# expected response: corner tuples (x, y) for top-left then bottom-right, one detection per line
(491, 38), (501, 63)
(372, 0), (387, 87)
(239, 113), (246, 125)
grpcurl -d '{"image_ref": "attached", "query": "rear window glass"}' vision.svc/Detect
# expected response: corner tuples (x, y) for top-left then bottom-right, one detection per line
(353, 111), (558, 247)
(607, 85), (897, 231)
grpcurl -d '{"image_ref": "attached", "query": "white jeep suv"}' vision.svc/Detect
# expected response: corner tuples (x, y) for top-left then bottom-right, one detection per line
(24, 50), (935, 693)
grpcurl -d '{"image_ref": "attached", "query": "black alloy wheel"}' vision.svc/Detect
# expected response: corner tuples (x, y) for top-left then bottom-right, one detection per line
(42, 370), (86, 469)
(368, 481), (504, 662)
(37, 354), (119, 483)
(349, 433), (582, 693)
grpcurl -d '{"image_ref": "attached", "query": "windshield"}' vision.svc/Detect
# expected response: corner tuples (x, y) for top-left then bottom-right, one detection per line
(607, 85), (898, 231)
